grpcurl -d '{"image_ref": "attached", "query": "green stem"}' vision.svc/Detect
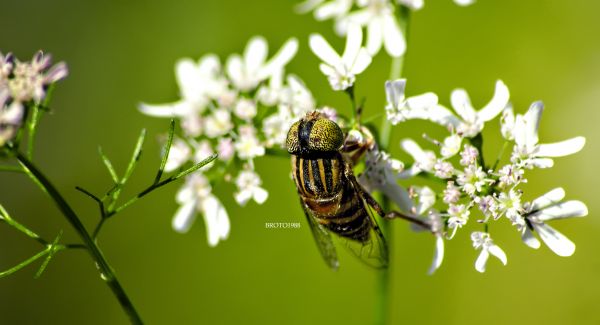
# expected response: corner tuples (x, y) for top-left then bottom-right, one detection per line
(376, 5), (411, 325)
(15, 151), (143, 325)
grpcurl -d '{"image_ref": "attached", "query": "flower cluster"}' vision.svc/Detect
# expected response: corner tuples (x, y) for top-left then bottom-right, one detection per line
(298, 0), (474, 58)
(361, 78), (588, 273)
(140, 37), (335, 246)
(0, 51), (67, 146)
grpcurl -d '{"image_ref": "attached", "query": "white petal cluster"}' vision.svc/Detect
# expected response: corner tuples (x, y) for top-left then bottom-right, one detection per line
(379, 78), (586, 273)
(140, 36), (331, 246)
(0, 51), (68, 146)
(298, 0), (474, 58)
(309, 24), (372, 91)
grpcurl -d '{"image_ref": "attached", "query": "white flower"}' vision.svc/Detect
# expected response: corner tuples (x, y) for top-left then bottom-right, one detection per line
(139, 54), (226, 125)
(297, 0), (353, 23)
(443, 181), (461, 204)
(385, 79), (450, 126)
(164, 138), (191, 172)
(309, 24), (372, 91)
(500, 105), (515, 140)
(217, 138), (235, 161)
(471, 232), (507, 273)
(476, 195), (497, 219)
(511, 101), (586, 169)
(282, 75), (316, 115)
(456, 165), (488, 195)
(440, 133), (463, 158)
(234, 125), (265, 160)
(449, 80), (510, 137)
(343, 0), (406, 57)
(358, 147), (414, 213)
(398, 0), (424, 10)
(257, 69), (284, 106)
(234, 169), (269, 206)
(522, 188), (588, 256)
(234, 98), (257, 120)
(226, 36), (298, 91)
(496, 189), (523, 224)
(173, 174), (230, 247)
(496, 164), (525, 188)
(433, 160), (454, 179)
(459, 144), (478, 166)
(454, 0), (475, 6)
(447, 204), (469, 238)
(0, 91), (24, 146)
(400, 138), (437, 173)
(203, 108), (233, 138)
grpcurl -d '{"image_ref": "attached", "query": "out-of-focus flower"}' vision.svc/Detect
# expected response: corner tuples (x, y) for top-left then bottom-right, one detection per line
(309, 24), (372, 91)
(164, 138), (191, 172)
(226, 36), (298, 91)
(234, 98), (257, 121)
(449, 80), (509, 137)
(471, 232), (507, 273)
(217, 138), (235, 161)
(343, 0), (406, 57)
(401, 138), (437, 174)
(453, 0), (475, 6)
(398, 0), (424, 10)
(173, 174), (230, 247)
(521, 188), (588, 256)
(510, 101), (586, 168)
(234, 125), (265, 160)
(234, 169), (269, 206)
(203, 108), (233, 138)
(0, 91), (24, 146)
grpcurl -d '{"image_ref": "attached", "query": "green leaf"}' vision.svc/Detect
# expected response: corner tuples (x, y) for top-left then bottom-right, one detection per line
(154, 119), (175, 184)
(98, 147), (119, 183)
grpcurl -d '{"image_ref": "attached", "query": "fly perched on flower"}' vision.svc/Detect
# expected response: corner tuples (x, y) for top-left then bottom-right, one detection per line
(286, 111), (432, 269)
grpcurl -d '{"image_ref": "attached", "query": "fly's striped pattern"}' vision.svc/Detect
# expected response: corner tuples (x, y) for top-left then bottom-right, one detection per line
(286, 111), (388, 269)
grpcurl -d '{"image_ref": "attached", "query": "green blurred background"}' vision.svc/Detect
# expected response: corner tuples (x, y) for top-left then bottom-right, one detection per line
(1, 0), (599, 324)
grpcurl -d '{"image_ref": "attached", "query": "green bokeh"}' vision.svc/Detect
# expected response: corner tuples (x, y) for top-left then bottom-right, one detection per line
(1, 0), (599, 324)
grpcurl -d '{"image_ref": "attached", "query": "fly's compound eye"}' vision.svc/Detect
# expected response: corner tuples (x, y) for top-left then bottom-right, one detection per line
(307, 118), (343, 152)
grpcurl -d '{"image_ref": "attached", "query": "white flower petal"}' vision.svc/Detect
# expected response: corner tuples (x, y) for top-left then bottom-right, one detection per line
(530, 188), (565, 211)
(366, 17), (384, 56)
(478, 80), (510, 121)
(450, 89), (476, 121)
(406, 92), (438, 110)
(350, 48), (372, 75)
(253, 188), (269, 204)
(244, 36), (268, 72)
(524, 101), (544, 147)
(522, 227), (541, 249)
(138, 101), (192, 117)
(342, 24), (363, 67)
(309, 34), (341, 67)
(535, 136), (586, 157)
(225, 55), (244, 86)
(475, 250), (489, 273)
(382, 13), (406, 57)
(531, 158), (554, 168)
(533, 200), (588, 221)
(488, 245), (507, 265)
(201, 195), (230, 247)
(385, 79), (406, 107)
(428, 236), (444, 275)
(172, 200), (197, 233)
(532, 223), (575, 256)
(259, 38), (299, 80)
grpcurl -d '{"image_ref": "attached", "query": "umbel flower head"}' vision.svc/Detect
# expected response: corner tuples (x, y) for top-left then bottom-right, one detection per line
(0, 51), (68, 147)
(140, 36), (338, 246)
(375, 77), (587, 274)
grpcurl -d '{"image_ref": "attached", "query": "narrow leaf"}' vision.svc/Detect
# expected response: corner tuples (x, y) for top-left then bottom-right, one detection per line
(98, 147), (119, 183)
(154, 119), (175, 184)
(35, 231), (64, 279)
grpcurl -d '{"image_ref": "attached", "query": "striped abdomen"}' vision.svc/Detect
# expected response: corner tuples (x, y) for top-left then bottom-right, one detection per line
(292, 153), (371, 242)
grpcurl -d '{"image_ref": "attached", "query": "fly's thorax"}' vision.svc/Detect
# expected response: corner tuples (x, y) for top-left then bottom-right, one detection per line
(286, 112), (344, 156)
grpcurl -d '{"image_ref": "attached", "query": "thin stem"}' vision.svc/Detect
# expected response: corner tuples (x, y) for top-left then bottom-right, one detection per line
(0, 249), (49, 278)
(15, 151), (143, 325)
(107, 154), (217, 218)
(492, 140), (509, 171)
(0, 204), (49, 246)
(0, 165), (24, 173)
(376, 5), (411, 325)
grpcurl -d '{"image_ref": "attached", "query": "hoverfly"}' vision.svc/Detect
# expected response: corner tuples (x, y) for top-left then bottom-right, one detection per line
(286, 111), (417, 270)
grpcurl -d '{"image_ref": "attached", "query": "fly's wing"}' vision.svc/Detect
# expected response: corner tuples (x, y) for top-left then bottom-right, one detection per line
(300, 200), (340, 271)
(336, 199), (390, 269)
